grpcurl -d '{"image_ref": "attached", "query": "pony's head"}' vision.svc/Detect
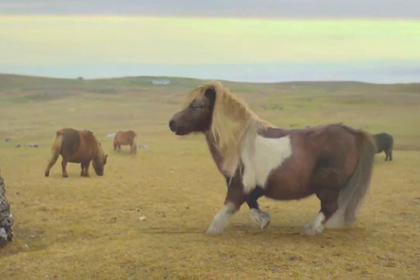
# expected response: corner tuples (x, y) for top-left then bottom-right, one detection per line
(169, 81), (270, 166)
(168, 83), (217, 136)
(92, 141), (108, 176)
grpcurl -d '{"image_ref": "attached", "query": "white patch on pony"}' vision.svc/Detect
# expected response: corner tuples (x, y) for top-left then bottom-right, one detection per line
(241, 135), (292, 194)
(301, 212), (326, 235)
(206, 202), (236, 234)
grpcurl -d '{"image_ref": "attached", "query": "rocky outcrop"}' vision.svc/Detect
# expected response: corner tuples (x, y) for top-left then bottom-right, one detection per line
(0, 170), (14, 245)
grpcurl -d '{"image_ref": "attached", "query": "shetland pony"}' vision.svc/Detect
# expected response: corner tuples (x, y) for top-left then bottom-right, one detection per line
(44, 128), (108, 177)
(169, 81), (376, 235)
(113, 130), (137, 155)
(373, 132), (394, 161)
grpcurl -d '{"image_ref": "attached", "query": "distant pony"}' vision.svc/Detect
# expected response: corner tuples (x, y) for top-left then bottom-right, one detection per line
(113, 130), (137, 155)
(373, 132), (394, 161)
(169, 81), (376, 235)
(44, 128), (108, 177)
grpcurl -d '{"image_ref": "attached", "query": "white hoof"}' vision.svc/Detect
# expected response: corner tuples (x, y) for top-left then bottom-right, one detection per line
(300, 223), (325, 236)
(206, 204), (235, 234)
(250, 209), (271, 229)
(206, 222), (225, 234)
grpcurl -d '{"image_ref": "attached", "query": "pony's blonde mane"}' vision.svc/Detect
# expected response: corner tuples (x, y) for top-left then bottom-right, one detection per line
(184, 81), (272, 174)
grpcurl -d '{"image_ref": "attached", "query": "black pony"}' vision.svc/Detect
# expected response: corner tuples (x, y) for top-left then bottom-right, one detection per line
(373, 132), (394, 161)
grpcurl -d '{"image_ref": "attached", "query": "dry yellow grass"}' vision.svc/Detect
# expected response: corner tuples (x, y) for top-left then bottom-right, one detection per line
(0, 76), (420, 279)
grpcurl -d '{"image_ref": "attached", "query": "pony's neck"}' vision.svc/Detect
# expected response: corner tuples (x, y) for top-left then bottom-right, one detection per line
(204, 124), (254, 177)
(204, 131), (224, 164)
(92, 143), (104, 162)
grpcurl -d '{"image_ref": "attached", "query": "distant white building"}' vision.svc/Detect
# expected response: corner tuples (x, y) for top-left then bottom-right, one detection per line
(150, 79), (170, 85)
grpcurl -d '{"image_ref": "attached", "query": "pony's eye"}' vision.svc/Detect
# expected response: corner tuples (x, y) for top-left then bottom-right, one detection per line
(191, 102), (203, 109)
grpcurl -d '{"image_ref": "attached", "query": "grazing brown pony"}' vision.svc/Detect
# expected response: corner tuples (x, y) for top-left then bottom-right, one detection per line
(44, 128), (108, 178)
(113, 130), (137, 155)
(169, 81), (376, 235)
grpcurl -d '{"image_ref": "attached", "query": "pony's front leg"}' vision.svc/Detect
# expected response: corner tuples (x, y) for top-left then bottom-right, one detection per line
(61, 159), (69, 178)
(130, 144), (137, 155)
(206, 178), (246, 234)
(224, 178), (271, 229)
(248, 187), (271, 230)
(80, 161), (91, 177)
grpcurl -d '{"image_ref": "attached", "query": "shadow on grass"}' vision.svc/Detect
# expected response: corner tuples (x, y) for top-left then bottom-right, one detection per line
(140, 223), (373, 243)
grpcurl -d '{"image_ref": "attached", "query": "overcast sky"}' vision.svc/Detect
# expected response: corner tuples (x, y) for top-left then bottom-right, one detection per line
(1, 0), (420, 18)
(1, 1), (419, 82)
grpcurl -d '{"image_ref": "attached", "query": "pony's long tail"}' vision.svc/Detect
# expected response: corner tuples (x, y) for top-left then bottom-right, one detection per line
(325, 129), (376, 228)
(44, 130), (63, 177)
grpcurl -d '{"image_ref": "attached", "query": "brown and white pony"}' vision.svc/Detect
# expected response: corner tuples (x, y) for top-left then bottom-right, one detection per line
(169, 81), (376, 235)
(113, 130), (137, 155)
(44, 128), (108, 177)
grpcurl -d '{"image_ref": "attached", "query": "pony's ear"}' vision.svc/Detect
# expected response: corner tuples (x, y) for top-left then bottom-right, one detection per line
(204, 87), (216, 107)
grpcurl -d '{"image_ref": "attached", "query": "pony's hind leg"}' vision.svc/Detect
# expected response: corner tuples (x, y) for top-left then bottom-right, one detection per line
(385, 149), (392, 161)
(301, 189), (339, 235)
(248, 186), (271, 229)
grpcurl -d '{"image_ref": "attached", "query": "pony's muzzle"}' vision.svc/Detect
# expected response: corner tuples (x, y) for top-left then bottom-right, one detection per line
(169, 120), (177, 132)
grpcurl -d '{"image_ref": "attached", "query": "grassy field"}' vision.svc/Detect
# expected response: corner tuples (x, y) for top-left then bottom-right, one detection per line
(0, 74), (419, 279)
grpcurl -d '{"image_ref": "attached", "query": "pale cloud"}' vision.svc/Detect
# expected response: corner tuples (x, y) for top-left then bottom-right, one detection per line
(1, 16), (419, 67)
(0, 0), (419, 18)
(1, 16), (419, 82)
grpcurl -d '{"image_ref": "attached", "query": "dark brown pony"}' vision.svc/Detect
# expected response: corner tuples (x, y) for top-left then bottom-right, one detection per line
(44, 128), (108, 178)
(373, 132), (394, 161)
(169, 81), (376, 235)
(113, 130), (137, 155)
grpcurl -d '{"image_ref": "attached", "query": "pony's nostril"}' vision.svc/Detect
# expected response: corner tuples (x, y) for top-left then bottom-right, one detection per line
(169, 120), (176, 132)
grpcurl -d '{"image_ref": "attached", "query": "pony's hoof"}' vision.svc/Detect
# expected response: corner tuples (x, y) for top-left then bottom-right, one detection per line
(261, 219), (271, 230)
(250, 209), (271, 230)
(206, 223), (225, 234)
(44, 172), (49, 177)
(300, 224), (324, 236)
(62, 174), (68, 178)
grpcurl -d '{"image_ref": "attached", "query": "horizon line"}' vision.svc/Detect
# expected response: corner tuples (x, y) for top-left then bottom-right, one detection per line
(1, 72), (419, 86)
(1, 14), (419, 22)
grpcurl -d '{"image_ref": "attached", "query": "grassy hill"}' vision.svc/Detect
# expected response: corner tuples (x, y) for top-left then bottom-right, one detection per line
(0, 73), (420, 279)
(1, 73), (419, 149)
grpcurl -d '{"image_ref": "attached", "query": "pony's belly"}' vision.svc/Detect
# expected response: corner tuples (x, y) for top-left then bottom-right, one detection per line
(264, 183), (315, 200)
(67, 155), (92, 163)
